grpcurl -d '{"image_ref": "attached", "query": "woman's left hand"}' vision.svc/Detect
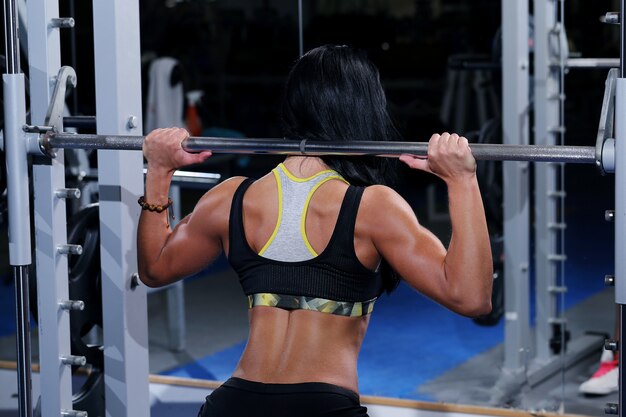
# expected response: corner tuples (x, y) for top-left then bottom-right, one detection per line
(399, 132), (476, 184)
(143, 127), (212, 173)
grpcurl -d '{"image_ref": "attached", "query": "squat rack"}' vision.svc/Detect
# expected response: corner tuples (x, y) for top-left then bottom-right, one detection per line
(2, 1), (625, 417)
(4, 0), (149, 416)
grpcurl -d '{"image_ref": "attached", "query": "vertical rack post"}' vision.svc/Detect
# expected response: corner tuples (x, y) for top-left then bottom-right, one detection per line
(91, 0), (149, 416)
(616, 3), (626, 417)
(533, 0), (563, 363)
(501, 0), (531, 372)
(28, 0), (75, 415)
(3, 0), (33, 416)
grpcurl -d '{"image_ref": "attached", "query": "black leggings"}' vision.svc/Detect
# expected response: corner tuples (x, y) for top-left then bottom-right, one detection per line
(198, 377), (369, 417)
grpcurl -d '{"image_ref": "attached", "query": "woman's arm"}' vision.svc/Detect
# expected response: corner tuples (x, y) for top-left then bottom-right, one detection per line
(366, 133), (493, 316)
(137, 127), (221, 287)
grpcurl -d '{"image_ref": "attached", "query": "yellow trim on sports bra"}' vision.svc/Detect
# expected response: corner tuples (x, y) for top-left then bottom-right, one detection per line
(278, 163), (336, 182)
(300, 175), (347, 257)
(258, 169), (283, 256)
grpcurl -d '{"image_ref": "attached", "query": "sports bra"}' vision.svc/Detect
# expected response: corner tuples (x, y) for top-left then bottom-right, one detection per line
(227, 165), (384, 317)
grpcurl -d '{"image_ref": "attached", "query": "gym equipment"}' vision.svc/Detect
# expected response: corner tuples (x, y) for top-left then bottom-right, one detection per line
(17, 75), (612, 166)
(29, 204), (105, 417)
(66, 205), (104, 417)
(31, 130), (604, 165)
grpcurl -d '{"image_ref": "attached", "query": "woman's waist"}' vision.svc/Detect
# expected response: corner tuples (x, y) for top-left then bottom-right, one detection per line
(247, 305), (369, 348)
(221, 376), (361, 403)
(234, 334), (361, 392)
(232, 363), (360, 395)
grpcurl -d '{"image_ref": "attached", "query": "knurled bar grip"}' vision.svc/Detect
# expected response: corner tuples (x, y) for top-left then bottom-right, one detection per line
(46, 133), (597, 164)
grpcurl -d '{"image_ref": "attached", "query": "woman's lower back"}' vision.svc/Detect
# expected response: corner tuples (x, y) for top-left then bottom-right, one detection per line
(231, 306), (369, 393)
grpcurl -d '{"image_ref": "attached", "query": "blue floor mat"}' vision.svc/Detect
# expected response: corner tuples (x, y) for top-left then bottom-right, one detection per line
(356, 286), (504, 399)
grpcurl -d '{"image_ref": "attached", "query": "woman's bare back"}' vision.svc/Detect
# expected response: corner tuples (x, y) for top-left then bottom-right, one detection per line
(225, 158), (378, 393)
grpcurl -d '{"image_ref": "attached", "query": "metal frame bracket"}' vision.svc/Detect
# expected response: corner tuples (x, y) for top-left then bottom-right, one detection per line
(29, 66), (77, 157)
(596, 68), (618, 175)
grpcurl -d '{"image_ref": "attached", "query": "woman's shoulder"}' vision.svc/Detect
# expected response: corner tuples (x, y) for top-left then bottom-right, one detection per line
(196, 172), (276, 211)
(361, 184), (403, 204)
(194, 176), (248, 212)
(208, 175), (249, 195)
(360, 184), (414, 219)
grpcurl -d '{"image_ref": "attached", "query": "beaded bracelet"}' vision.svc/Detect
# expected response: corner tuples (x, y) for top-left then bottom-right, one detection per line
(138, 196), (175, 228)
(138, 196), (173, 214)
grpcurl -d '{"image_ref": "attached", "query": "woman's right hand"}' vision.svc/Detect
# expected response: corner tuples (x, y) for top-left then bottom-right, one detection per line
(143, 127), (212, 174)
(399, 132), (476, 183)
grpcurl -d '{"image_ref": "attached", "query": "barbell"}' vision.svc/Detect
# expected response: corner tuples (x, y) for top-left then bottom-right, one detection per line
(22, 64), (613, 170)
(37, 131), (603, 166)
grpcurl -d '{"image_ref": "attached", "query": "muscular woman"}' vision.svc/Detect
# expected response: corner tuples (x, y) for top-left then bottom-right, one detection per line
(138, 45), (493, 417)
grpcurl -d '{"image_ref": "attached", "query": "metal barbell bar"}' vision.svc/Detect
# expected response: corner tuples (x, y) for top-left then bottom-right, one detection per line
(43, 132), (600, 164)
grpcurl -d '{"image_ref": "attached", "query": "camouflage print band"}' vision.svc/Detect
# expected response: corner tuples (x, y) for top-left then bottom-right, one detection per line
(248, 293), (376, 317)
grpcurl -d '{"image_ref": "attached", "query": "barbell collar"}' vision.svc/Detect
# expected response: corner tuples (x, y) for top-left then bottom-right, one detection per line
(45, 133), (599, 164)
(601, 138), (616, 173)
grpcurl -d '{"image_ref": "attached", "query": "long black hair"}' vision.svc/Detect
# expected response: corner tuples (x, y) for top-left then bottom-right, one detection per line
(281, 44), (401, 293)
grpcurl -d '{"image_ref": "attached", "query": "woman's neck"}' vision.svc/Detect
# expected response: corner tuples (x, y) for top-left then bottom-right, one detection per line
(282, 156), (331, 177)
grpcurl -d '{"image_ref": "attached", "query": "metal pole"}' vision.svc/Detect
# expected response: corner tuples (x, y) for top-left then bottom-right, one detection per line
(619, 0), (626, 78)
(3, 0), (19, 73)
(615, 0), (626, 417)
(45, 133), (598, 164)
(13, 266), (31, 417)
(501, 0), (530, 377)
(28, 0), (76, 414)
(69, 0), (78, 114)
(617, 78), (626, 417)
(534, 0), (560, 364)
(298, 0), (303, 56)
(617, 3), (626, 417)
(92, 0), (149, 415)
(3, 0), (32, 416)
(566, 58), (620, 69)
